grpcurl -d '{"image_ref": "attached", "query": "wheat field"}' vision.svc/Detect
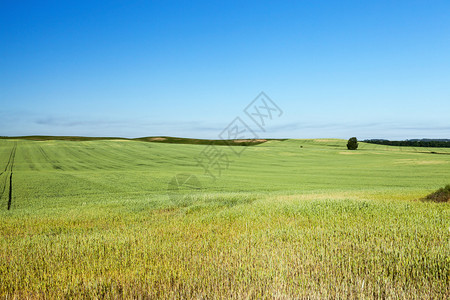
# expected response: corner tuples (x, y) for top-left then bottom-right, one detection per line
(0, 138), (449, 298)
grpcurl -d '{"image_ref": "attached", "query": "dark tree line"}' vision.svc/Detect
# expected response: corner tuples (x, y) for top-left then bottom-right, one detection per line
(364, 139), (450, 148)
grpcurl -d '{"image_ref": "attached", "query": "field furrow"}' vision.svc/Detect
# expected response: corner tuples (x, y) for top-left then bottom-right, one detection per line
(0, 142), (17, 210)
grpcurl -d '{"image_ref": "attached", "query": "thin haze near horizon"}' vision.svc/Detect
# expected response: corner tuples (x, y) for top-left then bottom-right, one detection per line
(1, 1), (449, 140)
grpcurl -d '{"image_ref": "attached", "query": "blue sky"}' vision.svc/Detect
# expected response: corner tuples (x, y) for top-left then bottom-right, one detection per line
(1, 0), (449, 139)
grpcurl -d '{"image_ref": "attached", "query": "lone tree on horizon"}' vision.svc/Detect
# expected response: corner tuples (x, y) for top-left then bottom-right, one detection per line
(347, 137), (358, 150)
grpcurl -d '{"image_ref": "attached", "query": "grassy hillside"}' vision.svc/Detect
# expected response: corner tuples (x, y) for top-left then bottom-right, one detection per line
(1, 135), (282, 146)
(0, 138), (449, 298)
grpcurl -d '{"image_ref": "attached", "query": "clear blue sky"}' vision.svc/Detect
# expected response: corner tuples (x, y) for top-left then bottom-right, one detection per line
(1, 0), (449, 139)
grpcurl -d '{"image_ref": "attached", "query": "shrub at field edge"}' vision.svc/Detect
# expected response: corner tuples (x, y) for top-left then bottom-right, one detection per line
(422, 185), (450, 202)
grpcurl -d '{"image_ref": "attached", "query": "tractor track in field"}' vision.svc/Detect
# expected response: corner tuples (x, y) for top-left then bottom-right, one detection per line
(37, 145), (62, 170)
(1, 142), (17, 210)
(0, 142), (16, 176)
(7, 173), (13, 210)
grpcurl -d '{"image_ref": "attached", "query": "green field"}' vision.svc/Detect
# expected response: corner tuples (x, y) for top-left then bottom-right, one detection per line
(0, 138), (449, 298)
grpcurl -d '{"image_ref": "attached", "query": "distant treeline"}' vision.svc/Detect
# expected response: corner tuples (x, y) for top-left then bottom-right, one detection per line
(0, 135), (286, 146)
(364, 139), (450, 148)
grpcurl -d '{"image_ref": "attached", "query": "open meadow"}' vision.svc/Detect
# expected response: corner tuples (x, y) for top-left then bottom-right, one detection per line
(0, 138), (449, 298)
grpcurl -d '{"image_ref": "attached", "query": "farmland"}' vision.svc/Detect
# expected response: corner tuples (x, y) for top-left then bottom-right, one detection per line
(0, 138), (449, 298)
